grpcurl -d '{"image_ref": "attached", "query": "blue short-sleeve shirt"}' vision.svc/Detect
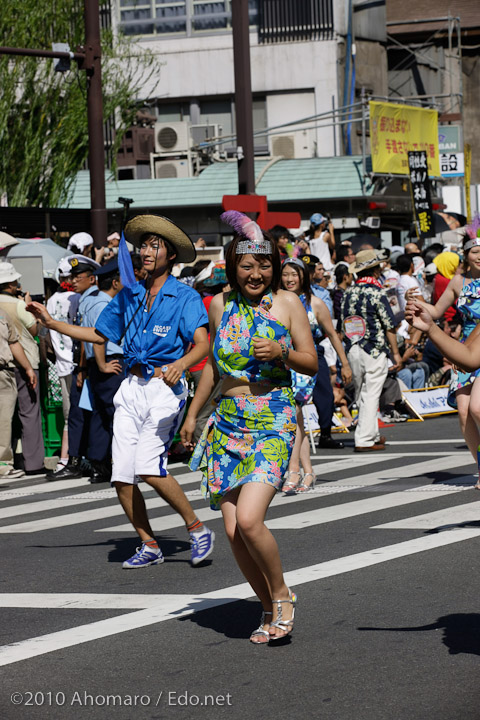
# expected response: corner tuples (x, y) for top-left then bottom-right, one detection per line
(95, 275), (208, 380)
(82, 291), (123, 360)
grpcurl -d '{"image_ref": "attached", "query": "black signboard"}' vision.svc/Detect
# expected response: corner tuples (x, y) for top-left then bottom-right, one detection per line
(408, 150), (435, 239)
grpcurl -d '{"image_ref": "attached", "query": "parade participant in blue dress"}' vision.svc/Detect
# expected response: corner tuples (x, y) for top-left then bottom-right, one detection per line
(280, 258), (352, 492)
(409, 221), (480, 487)
(28, 215), (215, 568)
(181, 211), (318, 644)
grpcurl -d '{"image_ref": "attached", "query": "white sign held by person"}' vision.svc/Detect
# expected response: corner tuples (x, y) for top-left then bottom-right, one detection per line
(302, 403), (348, 433)
(402, 385), (457, 418)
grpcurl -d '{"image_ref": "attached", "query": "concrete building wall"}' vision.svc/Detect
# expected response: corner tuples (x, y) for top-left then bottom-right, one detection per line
(463, 56), (480, 185)
(132, 31), (341, 157)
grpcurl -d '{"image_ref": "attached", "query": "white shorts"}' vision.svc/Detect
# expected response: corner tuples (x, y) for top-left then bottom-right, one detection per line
(111, 374), (187, 484)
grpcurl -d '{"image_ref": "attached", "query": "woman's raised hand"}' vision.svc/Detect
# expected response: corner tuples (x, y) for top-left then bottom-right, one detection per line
(405, 299), (433, 334)
(26, 302), (53, 327)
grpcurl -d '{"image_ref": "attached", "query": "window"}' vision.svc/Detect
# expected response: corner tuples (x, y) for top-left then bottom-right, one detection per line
(119, 0), (258, 37)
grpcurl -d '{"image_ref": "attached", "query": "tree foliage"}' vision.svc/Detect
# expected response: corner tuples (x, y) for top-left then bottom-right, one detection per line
(0, 0), (161, 207)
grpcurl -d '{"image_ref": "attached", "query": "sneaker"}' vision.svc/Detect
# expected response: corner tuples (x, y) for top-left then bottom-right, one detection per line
(382, 410), (408, 423)
(122, 543), (164, 569)
(190, 527), (215, 566)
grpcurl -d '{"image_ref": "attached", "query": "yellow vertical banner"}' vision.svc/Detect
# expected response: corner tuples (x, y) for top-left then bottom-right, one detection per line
(464, 143), (472, 223)
(369, 101), (440, 177)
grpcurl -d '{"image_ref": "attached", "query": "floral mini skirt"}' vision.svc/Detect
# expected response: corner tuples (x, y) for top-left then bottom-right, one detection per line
(189, 388), (296, 510)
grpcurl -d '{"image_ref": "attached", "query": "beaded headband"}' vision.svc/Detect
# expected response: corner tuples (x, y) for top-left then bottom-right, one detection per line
(220, 211), (272, 255)
(464, 215), (480, 253)
(464, 237), (480, 253)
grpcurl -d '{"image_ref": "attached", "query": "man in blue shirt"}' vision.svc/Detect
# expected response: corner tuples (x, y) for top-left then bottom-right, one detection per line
(83, 257), (125, 484)
(29, 215), (214, 569)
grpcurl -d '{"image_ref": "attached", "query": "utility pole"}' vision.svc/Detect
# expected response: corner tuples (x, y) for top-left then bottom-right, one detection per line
(83, 0), (107, 246)
(0, 0), (107, 246)
(231, 0), (255, 195)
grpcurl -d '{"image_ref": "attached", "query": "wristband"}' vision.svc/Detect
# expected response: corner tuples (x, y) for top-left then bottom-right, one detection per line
(280, 344), (290, 363)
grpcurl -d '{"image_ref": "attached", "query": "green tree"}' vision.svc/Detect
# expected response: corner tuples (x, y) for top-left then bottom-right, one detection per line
(0, 0), (160, 207)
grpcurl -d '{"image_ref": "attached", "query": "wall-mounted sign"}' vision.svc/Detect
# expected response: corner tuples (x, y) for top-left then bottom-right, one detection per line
(438, 126), (464, 177)
(370, 101), (440, 176)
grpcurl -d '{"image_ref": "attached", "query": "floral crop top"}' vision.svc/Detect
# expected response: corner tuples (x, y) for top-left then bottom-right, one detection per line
(213, 290), (292, 387)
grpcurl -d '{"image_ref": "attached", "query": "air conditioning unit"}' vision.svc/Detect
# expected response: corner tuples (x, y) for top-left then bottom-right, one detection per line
(270, 132), (312, 159)
(154, 121), (190, 154)
(154, 157), (191, 179)
(190, 123), (221, 152)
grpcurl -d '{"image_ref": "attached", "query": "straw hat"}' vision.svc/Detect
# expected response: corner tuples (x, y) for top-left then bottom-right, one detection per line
(349, 249), (388, 274)
(124, 215), (196, 264)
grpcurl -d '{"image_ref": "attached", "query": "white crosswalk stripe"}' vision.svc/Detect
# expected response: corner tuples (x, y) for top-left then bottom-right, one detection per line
(1, 442), (480, 668)
(0, 454), (474, 534)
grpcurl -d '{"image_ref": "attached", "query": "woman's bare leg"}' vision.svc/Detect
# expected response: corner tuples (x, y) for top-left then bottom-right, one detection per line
(284, 406), (304, 490)
(235, 483), (294, 638)
(456, 387), (480, 462)
(221, 489), (272, 643)
(464, 378), (480, 488)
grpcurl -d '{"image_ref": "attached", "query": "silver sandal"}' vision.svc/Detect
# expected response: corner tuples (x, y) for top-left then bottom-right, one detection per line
(297, 472), (316, 493)
(250, 610), (273, 644)
(282, 471), (301, 494)
(269, 589), (297, 641)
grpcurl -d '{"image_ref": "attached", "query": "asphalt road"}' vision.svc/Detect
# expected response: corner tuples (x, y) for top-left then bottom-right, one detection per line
(1, 414), (480, 720)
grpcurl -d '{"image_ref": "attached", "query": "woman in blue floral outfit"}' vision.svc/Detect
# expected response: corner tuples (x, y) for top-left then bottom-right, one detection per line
(280, 258), (352, 492)
(181, 212), (317, 644)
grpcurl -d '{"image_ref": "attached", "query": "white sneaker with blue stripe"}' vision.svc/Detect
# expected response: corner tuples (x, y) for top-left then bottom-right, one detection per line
(122, 542), (164, 569)
(190, 527), (215, 566)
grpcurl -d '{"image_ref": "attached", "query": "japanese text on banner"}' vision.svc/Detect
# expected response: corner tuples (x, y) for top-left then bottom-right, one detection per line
(370, 101), (440, 176)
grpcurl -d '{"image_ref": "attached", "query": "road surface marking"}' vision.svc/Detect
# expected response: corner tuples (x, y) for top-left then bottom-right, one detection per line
(0, 526), (479, 667)
(373, 500), (480, 530)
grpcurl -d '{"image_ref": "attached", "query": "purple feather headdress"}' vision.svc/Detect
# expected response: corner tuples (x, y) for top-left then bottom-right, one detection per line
(464, 214), (480, 252)
(220, 211), (272, 254)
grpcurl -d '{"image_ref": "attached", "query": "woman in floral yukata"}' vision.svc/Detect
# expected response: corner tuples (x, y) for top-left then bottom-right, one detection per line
(181, 211), (317, 644)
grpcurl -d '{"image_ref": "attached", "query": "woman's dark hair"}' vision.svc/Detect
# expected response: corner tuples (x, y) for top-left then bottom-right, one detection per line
(335, 264), (350, 285)
(139, 232), (177, 271)
(225, 232), (281, 293)
(462, 233), (478, 274)
(268, 225), (289, 243)
(281, 260), (312, 303)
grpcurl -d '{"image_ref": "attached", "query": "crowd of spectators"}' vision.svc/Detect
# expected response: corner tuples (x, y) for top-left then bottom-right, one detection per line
(0, 211), (473, 479)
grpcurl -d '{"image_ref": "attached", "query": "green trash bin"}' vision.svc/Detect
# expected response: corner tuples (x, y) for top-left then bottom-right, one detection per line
(40, 360), (64, 457)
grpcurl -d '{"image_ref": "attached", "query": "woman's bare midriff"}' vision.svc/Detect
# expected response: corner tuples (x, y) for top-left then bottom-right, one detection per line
(220, 376), (281, 397)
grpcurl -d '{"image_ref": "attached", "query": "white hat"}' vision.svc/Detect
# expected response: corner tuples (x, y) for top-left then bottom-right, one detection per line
(68, 232), (94, 252)
(0, 231), (20, 250)
(54, 256), (75, 283)
(292, 223), (310, 238)
(0, 261), (21, 284)
(425, 262), (438, 276)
